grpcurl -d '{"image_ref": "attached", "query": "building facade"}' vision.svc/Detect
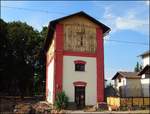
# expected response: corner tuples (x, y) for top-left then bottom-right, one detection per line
(140, 51), (150, 67)
(112, 51), (150, 98)
(112, 72), (142, 97)
(44, 11), (110, 106)
(139, 51), (150, 97)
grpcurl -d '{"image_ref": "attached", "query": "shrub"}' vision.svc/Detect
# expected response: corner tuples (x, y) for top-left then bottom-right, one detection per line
(98, 102), (108, 111)
(54, 91), (69, 110)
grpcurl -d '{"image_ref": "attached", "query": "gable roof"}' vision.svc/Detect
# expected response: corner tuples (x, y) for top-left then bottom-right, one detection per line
(112, 71), (140, 80)
(139, 50), (150, 58)
(138, 65), (150, 75)
(44, 11), (111, 52)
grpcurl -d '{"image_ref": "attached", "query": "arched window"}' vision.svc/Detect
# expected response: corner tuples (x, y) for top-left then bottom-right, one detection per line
(74, 60), (86, 71)
(73, 81), (87, 86)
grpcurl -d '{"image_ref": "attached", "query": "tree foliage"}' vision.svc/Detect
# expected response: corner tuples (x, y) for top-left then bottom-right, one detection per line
(134, 62), (143, 72)
(0, 18), (47, 97)
(105, 83), (119, 99)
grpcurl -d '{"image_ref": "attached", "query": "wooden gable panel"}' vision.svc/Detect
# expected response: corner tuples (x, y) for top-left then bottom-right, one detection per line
(59, 15), (100, 53)
(59, 15), (99, 28)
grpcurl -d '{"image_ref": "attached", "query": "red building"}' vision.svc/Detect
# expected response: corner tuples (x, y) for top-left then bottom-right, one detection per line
(44, 11), (110, 106)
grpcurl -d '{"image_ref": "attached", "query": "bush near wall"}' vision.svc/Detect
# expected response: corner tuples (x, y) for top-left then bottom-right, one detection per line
(54, 91), (69, 110)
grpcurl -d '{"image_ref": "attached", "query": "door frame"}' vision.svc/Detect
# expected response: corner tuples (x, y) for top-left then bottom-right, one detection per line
(73, 81), (87, 108)
(75, 86), (85, 108)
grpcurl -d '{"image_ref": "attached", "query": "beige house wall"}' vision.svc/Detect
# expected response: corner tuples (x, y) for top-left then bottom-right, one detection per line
(63, 56), (97, 105)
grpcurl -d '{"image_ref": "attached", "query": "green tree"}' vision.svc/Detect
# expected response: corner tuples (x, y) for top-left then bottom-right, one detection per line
(0, 19), (47, 97)
(105, 83), (119, 100)
(7, 21), (41, 96)
(139, 64), (143, 71)
(0, 19), (48, 97)
(0, 19), (10, 94)
(33, 26), (47, 95)
(134, 62), (143, 72)
(0, 18), (8, 74)
(7, 21), (41, 63)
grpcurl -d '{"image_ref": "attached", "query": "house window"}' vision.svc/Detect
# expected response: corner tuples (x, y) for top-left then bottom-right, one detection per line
(74, 60), (86, 72)
(145, 74), (150, 78)
(75, 64), (85, 71)
(119, 78), (121, 82)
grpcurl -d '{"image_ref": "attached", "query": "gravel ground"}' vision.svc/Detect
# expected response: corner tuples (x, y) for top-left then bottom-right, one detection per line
(66, 110), (150, 114)
(0, 98), (149, 114)
(0, 97), (52, 113)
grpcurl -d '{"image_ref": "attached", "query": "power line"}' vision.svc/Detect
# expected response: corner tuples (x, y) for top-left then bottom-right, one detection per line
(2, 6), (149, 46)
(104, 39), (149, 46)
(1, 5), (67, 15)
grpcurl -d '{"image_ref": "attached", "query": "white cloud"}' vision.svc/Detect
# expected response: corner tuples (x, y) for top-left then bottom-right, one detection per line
(103, 7), (115, 19)
(115, 16), (149, 34)
(145, 0), (150, 5)
(102, 7), (149, 36)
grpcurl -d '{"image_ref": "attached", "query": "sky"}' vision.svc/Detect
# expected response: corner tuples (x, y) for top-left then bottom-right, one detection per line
(1, 1), (149, 82)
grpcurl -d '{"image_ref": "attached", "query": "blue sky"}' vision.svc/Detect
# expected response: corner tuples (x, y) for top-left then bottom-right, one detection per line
(1, 1), (149, 81)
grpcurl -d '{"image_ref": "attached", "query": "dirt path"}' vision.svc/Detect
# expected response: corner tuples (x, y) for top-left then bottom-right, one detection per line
(66, 110), (150, 114)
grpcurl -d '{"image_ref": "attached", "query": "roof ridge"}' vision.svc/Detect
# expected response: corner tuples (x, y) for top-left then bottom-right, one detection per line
(44, 11), (110, 52)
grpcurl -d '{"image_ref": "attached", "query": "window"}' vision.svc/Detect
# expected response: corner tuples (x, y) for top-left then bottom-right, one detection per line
(119, 78), (121, 82)
(74, 60), (86, 72)
(145, 74), (150, 78)
(75, 64), (85, 71)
